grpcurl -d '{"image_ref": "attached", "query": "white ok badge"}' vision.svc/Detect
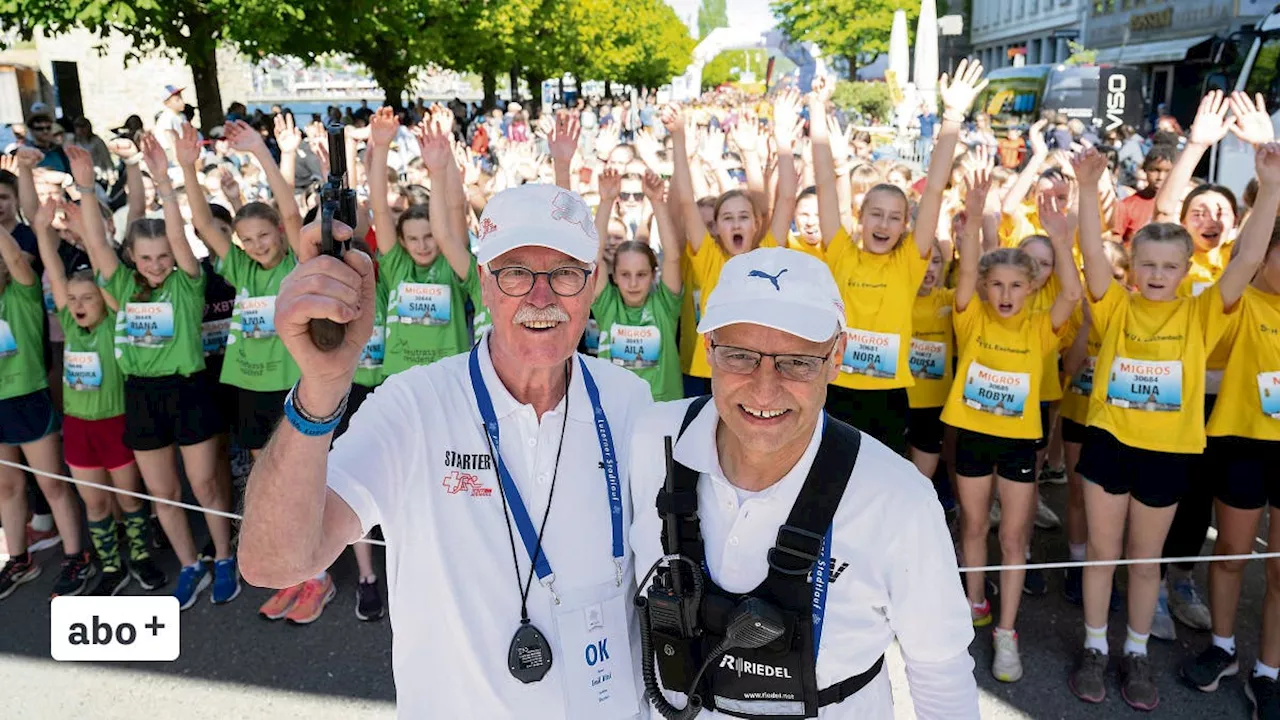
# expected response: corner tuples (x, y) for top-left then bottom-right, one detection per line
(554, 580), (641, 719)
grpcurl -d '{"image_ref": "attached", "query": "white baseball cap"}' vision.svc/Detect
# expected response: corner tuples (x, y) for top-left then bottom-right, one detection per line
(697, 248), (845, 343)
(475, 185), (599, 265)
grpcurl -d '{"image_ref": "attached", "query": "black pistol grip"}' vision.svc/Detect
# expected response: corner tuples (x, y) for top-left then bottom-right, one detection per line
(307, 202), (348, 352)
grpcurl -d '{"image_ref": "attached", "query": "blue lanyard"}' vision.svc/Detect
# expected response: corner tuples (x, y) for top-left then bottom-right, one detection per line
(467, 345), (625, 589)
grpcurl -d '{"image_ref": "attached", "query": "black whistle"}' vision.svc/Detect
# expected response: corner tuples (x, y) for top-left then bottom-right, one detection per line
(308, 122), (358, 352)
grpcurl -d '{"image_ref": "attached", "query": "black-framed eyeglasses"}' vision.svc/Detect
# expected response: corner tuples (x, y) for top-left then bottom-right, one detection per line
(491, 265), (592, 297)
(709, 340), (836, 383)
(30, 124), (52, 132)
(619, 192), (644, 201)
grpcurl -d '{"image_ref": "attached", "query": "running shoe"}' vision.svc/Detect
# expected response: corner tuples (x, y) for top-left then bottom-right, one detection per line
(285, 574), (335, 625)
(992, 630), (1024, 682)
(1168, 574), (1212, 631)
(0, 554), (40, 600)
(129, 556), (167, 591)
(27, 523), (61, 552)
(355, 577), (385, 621)
(1120, 653), (1159, 711)
(211, 557), (241, 604)
(972, 599), (993, 627)
(1034, 496), (1061, 530)
(1069, 648), (1108, 703)
(1181, 645), (1238, 692)
(259, 583), (304, 620)
(1151, 583), (1177, 641)
(90, 567), (131, 596)
(1023, 567), (1048, 596)
(174, 563), (211, 610)
(51, 551), (96, 597)
(1247, 674), (1280, 720)
(1039, 464), (1067, 485)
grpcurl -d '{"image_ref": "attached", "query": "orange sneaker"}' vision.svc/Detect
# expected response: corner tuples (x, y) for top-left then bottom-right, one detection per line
(284, 574), (336, 625)
(259, 583), (304, 620)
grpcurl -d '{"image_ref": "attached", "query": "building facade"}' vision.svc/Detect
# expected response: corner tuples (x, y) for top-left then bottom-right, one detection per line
(971, 0), (1086, 71)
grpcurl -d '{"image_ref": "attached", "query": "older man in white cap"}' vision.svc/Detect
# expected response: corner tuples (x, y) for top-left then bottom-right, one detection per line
(629, 248), (978, 719)
(240, 183), (652, 719)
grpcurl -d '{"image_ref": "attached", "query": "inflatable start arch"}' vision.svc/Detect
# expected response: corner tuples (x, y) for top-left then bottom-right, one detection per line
(671, 27), (827, 100)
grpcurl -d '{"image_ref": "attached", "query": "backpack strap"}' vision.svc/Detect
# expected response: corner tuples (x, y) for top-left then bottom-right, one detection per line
(657, 396), (712, 557)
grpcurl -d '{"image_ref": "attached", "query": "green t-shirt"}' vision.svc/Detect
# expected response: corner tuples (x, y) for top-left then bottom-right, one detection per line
(101, 266), (207, 378)
(216, 246), (300, 392)
(355, 279), (389, 388)
(59, 308), (124, 420)
(381, 244), (480, 375)
(593, 282), (683, 401)
(0, 279), (48, 399)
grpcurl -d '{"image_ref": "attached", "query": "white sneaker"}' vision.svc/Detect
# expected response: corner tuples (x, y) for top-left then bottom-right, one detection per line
(992, 630), (1024, 682)
(1168, 573), (1212, 631)
(1034, 495), (1061, 530)
(1150, 582), (1177, 641)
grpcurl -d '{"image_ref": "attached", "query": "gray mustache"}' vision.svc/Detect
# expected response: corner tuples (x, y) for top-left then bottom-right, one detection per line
(513, 305), (570, 324)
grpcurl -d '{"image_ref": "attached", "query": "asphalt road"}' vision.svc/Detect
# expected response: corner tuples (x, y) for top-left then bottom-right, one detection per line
(0, 482), (1269, 719)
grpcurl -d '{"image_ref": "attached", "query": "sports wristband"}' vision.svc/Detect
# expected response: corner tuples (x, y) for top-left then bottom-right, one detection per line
(283, 382), (348, 437)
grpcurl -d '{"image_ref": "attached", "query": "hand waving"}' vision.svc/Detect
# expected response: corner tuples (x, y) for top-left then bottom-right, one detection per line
(1071, 147), (1107, 187)
(772, 88), (802, 152)
(14, 145), (44, 170)
(174, 122), (202, 167)
(138, 133), (169, 181)
(274, 113), (302, 154)
(939, 58), (988, 116)
(1189, 90), (1232, 147)
(368, 106), (400, 149)
(1229, 91), (1274, 147)
(548, 110), (581, 163)
(224, 120), (266, 154)
(65, 145), (96, 188)
(598, 167), (621, 202)
(641, 169), (665, 203)
(1256, 142), (1280, 187)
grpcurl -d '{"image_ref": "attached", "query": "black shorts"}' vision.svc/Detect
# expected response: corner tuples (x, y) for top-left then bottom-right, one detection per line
(825, 386), (908, 454)
(333, 383), (375, 442)
(1061, 417), (1088, 445)
(1211, 436), (1280, 510)
(0, 388), (59, 446)
(233, 387), (289, 450)
(953, 427), (1037, 482)
(1077, 427), (1191, 508)
(907, 406), (944, 454)
(202, 358), (236, 435)
(124, 374), (224, 451)
(1034, 401), (1053, 451)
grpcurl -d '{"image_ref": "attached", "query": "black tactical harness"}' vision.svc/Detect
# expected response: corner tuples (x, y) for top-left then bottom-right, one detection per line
(651, 397), (885, 719)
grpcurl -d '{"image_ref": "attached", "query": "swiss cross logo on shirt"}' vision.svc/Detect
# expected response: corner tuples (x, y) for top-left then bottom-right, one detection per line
(442, 470), (493, 497)
(478, 217), (499, 241)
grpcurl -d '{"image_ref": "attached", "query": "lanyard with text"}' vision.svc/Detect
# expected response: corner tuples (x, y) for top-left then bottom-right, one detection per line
(468, 346), (626, 597)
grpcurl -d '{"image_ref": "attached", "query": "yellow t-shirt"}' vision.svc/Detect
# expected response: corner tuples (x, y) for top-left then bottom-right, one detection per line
(1059, 304), (1103, 427)
(825, 227), (929, 390)
(1179, 246), (1228, 298)
(1029, 276), (1067, 403)
(678, 254), (700, 375)
(907, 287), (956, 409)
(940, 299), (1062, 440)
(786, 232), (826, 261)
(999, 201), (1041, 248)
(1085, 279), (1229, 453)
(1206, 285), (1280, 441)
(680, 232), (779, 378)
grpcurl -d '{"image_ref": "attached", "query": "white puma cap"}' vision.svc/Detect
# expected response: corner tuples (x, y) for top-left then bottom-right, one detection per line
(475, 185), (599, 265)
(698, 247), (845, 342)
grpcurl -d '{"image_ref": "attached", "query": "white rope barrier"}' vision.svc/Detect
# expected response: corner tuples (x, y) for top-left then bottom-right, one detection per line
(0, 457), (386, 547)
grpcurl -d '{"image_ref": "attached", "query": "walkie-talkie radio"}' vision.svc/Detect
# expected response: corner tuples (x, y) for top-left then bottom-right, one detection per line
(308, 122), (358, 351)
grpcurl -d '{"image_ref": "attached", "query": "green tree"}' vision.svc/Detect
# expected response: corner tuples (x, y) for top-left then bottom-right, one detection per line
(702, 49), (765, 90)
(771, 0), (920, 79)
(0, 0), (307, 126)
(831, 80), (893, 122)
(698, 0), (727, 39)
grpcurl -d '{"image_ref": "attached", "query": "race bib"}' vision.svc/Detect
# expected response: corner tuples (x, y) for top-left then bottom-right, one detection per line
(1068, 356), (1097, 396)
(238, 295), (278, 338)
(909, 338), (946, 381)
(63, 350), (103, 391)
(123, 302), (174, 347)
(360, 324), (386, 369)
(1259, 371), (1280, 420)
(608, 324), (660, 369)
(0, 319), (16, 358)
(394, 282), (451, 326)
(1105, 357), (1182, 412)
(963, 360), (1030, 418)
(202, 319), (230, 357)
(840, 328), (900, 378)
(584, 318), (600, 356)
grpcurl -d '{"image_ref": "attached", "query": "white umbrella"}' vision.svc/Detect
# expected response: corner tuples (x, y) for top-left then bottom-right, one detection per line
(914, 0), (939, 115)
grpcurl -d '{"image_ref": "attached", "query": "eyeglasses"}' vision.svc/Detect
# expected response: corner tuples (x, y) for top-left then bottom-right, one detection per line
(30, 124), (52, 132)
(492, 265), (591, 297)
(709, 340), (836, 383)
(619, 192), (644, 201)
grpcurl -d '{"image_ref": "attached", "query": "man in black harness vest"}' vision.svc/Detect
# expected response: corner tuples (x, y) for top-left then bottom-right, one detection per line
(629, 248), (978, 718)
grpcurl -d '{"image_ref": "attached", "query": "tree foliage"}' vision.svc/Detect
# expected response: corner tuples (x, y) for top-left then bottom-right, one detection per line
(831, 80), (893, 122)
(702, 49), (765, 90)
(697, 0), (727, 40)
(770, 0), (920, 73)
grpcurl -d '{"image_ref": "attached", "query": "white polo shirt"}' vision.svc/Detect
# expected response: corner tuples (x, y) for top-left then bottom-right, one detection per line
(628, 399), (979, 719)
(327, 335), (654, 719)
